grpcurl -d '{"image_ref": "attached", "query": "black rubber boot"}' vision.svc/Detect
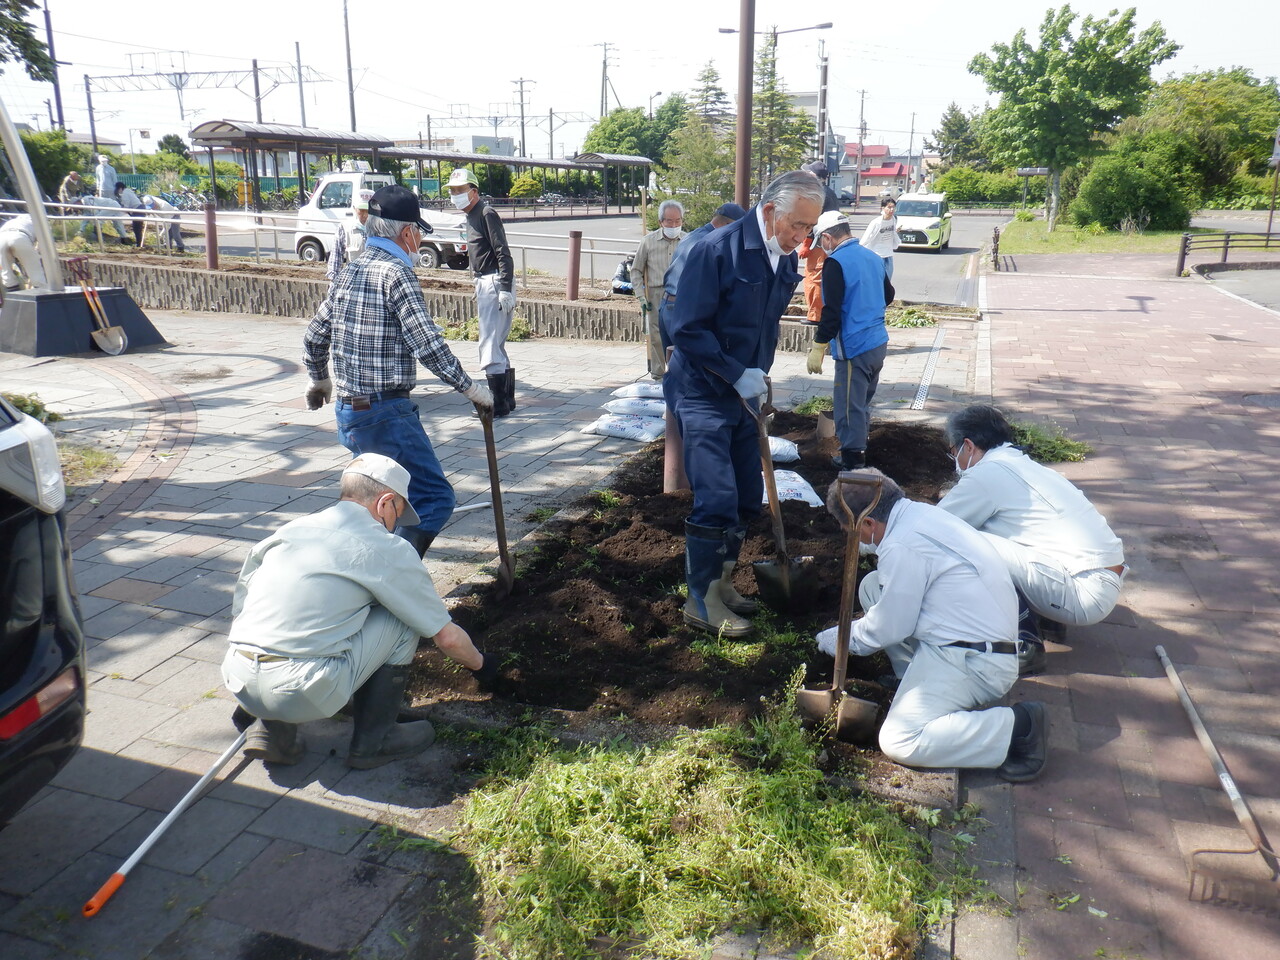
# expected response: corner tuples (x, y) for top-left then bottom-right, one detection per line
(347, 664), (436, 769)
(1016, 592), (1048, 676)
(718, 525), (758, 617)
(243, 720), (305, 765)
(395, 525), (435, 558)
(487, 373), (511, 418)
(682, 523), (751, 637)
(830, 448), (866, 470)
(504, 368), (517, 413)
(997, 701), (1048, 782)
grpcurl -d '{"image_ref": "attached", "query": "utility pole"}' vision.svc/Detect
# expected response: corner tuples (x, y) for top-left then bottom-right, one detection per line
(733, 0), (755, 209)
(85, 75), (98, 155)
(597, 42), (612, 119)
(296, 42), (306, 126)
(343, 0), (357, 130)
(548, 110), (554, 159)
(907, 112), (916, 190)
(252, 60), (263, 122)
(43, 1), (64, 128)
(45, 99), (54, 128)
(853, 89), (866, 209)
(512, 78), (532, 157)
(816, 41), (829, 166)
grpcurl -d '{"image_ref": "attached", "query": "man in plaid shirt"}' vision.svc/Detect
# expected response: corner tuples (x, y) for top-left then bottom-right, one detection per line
(304, 185), (493, 557)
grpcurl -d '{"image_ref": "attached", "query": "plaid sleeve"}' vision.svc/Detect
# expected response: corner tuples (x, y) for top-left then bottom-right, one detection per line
(387, 267), (473, 393)
(303, 295), (333, 381)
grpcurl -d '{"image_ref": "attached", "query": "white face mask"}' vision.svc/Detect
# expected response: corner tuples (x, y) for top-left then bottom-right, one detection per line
(951, 444), (971, 476)
(450, 192), (470, 210)
(765, 233), (787, 258)
(662, 226), (681, 239)
(858, 539), (877, 557)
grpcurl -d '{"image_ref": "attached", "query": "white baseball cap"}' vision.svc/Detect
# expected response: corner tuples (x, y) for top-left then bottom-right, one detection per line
(354, 188), (375, 210)
(813, 211), (849, 238)
(343, 453), (420, 527)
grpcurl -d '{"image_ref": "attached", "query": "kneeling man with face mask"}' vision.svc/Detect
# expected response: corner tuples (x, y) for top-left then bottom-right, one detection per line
(222, 454), (498, 769)
(816, 468), (1049, 782)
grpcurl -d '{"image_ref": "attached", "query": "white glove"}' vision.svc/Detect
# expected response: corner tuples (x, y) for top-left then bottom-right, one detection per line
(497, 290), (516, 312)
(733, 367), (767, 400)
(305, 378), (332, 410)
(464, 381), (494, 410)
(815, 626), (843, 657)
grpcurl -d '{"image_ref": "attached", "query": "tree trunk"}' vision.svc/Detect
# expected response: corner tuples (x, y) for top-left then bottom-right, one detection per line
(1046, 167), (1062, 232)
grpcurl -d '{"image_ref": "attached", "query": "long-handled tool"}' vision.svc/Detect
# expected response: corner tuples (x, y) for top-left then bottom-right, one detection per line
(65, 256), (127, 355)
(796, 473), (882, 743)
(1155, 645), (1280, 914)
(741, 384), (816, 612)
(476, 404), (514, 598)
(83, 730), (248, 917)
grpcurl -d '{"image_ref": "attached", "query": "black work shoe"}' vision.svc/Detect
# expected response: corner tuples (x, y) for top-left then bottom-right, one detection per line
(831, 449), (866, 470)
(243, 720), (305, 765)
(997, 701), (1048, 782)
(1036, 615), (1068, 643)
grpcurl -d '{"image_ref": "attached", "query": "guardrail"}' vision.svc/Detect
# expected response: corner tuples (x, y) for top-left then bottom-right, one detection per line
(1175, 231), (1278, 276)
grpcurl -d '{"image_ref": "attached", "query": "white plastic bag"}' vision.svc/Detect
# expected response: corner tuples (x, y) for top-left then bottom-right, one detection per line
(768, 469), (823, 507)
(768, 436), (800, 463)
(610, 381), (665, 400)
(581, 414), (666, 442)
(604, 397), (667, 418)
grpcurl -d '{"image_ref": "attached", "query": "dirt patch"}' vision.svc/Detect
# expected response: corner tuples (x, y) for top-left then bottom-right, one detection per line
(409, 415), (954, 742)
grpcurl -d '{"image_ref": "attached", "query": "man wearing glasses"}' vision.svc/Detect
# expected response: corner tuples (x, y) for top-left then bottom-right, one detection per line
(304, 185), (494, 559)
(632, 199), (686, 379)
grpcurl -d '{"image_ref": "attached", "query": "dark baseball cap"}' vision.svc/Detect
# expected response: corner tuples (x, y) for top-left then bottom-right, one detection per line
(802, 160), (830, 179)
(368, 185), (433, 234)
(714, 202), (746, 221)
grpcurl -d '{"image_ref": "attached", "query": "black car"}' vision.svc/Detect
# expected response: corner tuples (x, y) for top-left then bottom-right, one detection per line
(0, 394), (86, 827)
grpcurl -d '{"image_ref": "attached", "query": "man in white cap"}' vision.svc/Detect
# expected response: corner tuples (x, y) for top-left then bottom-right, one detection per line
(805, 210), (894, 470)
(94, 154), (117, 198)
(222, 453), (500, 769)
(326, 187), (374, 287)
(447, 168), (517, 416)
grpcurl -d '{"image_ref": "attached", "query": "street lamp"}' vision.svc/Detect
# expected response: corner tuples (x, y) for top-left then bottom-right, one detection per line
(719, 16), (833, 207)
(648, 91), (663, 119)
(127, 127), (150, 174)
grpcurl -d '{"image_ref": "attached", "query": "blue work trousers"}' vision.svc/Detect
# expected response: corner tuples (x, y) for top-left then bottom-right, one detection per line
(668, 390), (762, 530)
(335, 396), (455, 535)
(833, 343), (887, 453)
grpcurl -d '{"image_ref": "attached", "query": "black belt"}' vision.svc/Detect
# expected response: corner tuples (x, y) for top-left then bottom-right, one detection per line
(949, 640), (1019, 655)
(338, 389), (411, 411)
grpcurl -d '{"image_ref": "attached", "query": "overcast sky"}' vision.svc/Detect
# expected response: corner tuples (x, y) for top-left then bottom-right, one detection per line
(0, 0), (1274, 161)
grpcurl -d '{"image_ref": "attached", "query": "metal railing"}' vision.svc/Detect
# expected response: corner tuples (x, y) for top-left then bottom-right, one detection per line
(1175, 231), (1279, 276)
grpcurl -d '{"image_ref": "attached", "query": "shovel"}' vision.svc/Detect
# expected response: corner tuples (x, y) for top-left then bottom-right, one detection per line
(795, 472), (882, 742)
(66, 256), (127, 355)
(475, 403), (514, 598)
(741, 385), (816, 612)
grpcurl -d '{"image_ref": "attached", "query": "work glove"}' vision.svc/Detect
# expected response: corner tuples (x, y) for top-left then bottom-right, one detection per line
(305, 378), (333, 410)
(470, 654), (501, 693)
(815, 625), (845, 658)
(638, 298), (650, 315)
(732, 367), (767, 400)
(497, 290), (516, 312)
(464, 381), (495, 410)
(806, 342), (828, 375)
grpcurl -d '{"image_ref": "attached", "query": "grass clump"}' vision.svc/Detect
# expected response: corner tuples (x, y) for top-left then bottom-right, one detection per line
(793, 395), (834, 415)
(461, 683), (971, 959)
(1013, 420), (1092, 463)
(995, 219), (1213, 255)
(3, 391), (63, 423)
(886, 306), (937, 328)
(439, 314), (533, 342)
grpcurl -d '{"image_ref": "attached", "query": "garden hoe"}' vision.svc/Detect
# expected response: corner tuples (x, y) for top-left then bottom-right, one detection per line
(795, 473), (881, 743)
(476, 403), (515, 598)
(742, 384), (816, 612)
(66, 256), (127, 356)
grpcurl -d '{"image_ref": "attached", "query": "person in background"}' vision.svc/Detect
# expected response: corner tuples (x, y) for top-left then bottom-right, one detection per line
(114, 181), (145, 246)
(631, 199), (685, 379)
(796, 161), (842, 326)
(0, 214), (48, 290)
(657, 202), (745, 353)
(861, 197), (900, 279)
(327, 187), (373, 289)
(58, 170), (83, 213)
(94, 154), (117, 198)
(141, 193), (185, 251)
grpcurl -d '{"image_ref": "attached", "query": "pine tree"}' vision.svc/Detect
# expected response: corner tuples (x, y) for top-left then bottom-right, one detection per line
(691, 61), (733, 131)
(657, 117), (736, 228)
(751, 34), (816, 188)
(926, 104), (985, 171)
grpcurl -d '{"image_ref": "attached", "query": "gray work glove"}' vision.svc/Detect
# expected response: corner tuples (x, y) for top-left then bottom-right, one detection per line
(464, 381), (494, 410)
(733, 367), (767, 400)
(497, 290), (516, 312)
(305, 378), (333, 410)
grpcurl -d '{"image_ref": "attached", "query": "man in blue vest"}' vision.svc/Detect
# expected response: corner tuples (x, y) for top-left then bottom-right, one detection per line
(665, 172), (825, 636)
(805, 211), (894, 470)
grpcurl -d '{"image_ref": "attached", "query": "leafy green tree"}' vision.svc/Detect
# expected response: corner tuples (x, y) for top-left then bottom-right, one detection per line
(655, 117), (736, 228)
(1069, 154), (1189, 229)
(583, 107), (651, 156)
(0, 0), (53, 81)
(156, 134), (190, 159)
(927, 103), (988, 171)
(691, 61), (733, 131)
(968, 5), (1179, 229)
(16, 128), (91, 196)
(509, 174), (542, 199)
(751, 32), (816, 188)
(648, 94), (690, 164)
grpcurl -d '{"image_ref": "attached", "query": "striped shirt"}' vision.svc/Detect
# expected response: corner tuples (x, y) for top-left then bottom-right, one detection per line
(303, 244), (473, 396)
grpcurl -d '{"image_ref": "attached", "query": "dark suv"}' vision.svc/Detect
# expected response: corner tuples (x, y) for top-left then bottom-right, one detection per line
(0, 394), (85, 826)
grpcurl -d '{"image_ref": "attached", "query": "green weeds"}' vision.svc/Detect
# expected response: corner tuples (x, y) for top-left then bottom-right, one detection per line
(1012, 420), (1093, 463)
(886, 306), (938, 328)
(793, 395), (834, 415)
(2, 391), (63, 422)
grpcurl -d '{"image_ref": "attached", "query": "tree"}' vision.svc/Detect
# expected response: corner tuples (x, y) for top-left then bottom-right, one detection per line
(157, 134), (190, 159)
(1069, 154), (1189, 230)
(751, 33), (816, 188)
(16, 128), (91, 196)
(968, 5), (1179, 229)
(926, 103), (988, 171)
(655, 117), (736, 228)
(647, 94), (690, 164)
(691, 61), (733, 131)
(509, 174), (542, 199)
(0, 0), (53, 81)
(583, 107), (651, 156)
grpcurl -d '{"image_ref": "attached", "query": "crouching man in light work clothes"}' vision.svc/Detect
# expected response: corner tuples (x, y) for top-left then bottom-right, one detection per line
(817, 469), (1048, 782)
(221, 454), (498, 769)
(938, 405), (1126, 668)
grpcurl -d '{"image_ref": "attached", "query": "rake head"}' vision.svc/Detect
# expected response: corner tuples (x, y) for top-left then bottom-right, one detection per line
(1188, 846), (1280, 916)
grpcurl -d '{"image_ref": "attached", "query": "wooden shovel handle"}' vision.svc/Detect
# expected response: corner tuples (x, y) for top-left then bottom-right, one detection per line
(831, 474), (882, 691)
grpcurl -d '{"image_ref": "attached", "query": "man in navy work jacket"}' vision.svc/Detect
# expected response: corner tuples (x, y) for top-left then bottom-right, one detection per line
(665, 171), (825, 636)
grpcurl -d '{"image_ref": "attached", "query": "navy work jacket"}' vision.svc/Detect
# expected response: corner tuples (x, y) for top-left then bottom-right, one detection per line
(666, 206), (803, 399)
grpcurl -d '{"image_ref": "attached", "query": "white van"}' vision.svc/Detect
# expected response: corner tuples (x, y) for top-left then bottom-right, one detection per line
(293, 172), (469, 269)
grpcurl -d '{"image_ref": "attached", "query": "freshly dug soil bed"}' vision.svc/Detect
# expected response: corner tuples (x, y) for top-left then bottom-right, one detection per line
(410, 414), (954, 736)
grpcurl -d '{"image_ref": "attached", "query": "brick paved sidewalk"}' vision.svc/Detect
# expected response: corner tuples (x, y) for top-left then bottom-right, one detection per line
(956, 259), (1280, 960)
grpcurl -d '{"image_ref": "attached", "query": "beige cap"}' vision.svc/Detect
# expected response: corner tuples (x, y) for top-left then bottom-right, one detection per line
(447, 168), (479, 189)
(343, 453), (420, 527)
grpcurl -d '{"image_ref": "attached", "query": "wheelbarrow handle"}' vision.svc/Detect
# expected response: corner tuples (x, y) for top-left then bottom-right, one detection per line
(831, 474), (882, 690)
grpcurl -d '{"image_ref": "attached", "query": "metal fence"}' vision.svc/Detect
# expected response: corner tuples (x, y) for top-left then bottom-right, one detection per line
(1175, 231), (1279, 276)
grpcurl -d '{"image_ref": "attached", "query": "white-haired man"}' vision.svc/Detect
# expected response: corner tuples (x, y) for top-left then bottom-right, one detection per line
(326, 187), (373, 288)
(632, 199), (686, 379)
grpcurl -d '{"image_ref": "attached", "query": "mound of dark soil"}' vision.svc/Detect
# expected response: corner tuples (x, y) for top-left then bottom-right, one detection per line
(409, 413), (953, 734)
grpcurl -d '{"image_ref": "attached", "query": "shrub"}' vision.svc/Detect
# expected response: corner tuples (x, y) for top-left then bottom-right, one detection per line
(509, 175), (543, 199)
(2, 392), (63, 422)
(1014, 209), (1036, 223)
(1069, 156), (1190, 231)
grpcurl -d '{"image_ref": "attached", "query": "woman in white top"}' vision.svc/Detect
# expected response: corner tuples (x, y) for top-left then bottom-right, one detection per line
(860, 197), (900, 278)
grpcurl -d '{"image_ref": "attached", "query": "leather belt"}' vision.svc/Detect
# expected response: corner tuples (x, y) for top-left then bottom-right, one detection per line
(338, 389), (411, 411)
(948, 640), (1019, 655)
(1104, 564), (1125, 575)
(237, 649), (289, 663)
